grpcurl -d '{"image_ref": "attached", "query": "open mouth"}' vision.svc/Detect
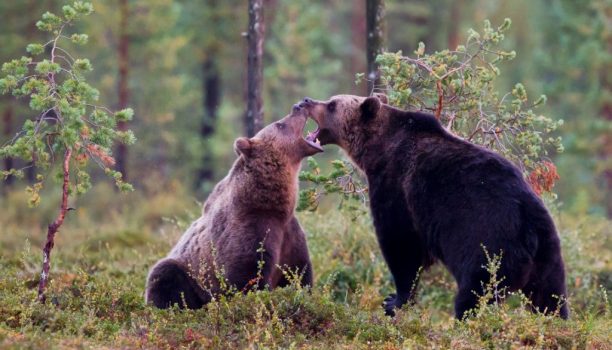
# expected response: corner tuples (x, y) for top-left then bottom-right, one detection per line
(303, 117), (323, 152)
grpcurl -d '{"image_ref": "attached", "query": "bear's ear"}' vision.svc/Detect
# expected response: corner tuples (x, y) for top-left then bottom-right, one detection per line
(373, 92), (388, 104)
(234, 137), (253, 157)
(360, 96), (381, 121)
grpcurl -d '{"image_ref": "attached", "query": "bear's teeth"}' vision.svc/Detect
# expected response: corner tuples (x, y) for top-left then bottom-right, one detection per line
(315, 138), (320, 145)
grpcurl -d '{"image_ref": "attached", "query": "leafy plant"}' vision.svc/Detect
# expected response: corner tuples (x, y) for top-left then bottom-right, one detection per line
(376, 18), (563, 193)
(300, 18), (564, 210)
(297, 157), (368, 215)
(0, 1), (135, 302)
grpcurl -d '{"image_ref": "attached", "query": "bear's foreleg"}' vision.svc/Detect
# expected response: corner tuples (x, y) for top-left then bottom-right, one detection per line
(300, 261), (314, 287)
(279, 219), (314, 288)
(377, 226), (424, 316)
(369, 189), (424, 316)
(145, 258), (209, 309)
(254, 249), (280, 289)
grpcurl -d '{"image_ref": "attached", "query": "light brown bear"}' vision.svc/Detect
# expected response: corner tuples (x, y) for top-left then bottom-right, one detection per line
(145, 104), (323, 309)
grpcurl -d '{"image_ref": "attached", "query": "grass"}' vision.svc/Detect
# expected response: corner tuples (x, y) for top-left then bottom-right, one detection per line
(0, 183), (610, 349)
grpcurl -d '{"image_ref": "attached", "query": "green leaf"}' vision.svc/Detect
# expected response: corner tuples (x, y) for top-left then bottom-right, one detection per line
(354, 72), (365, 85)
(36, 12), (63, 32)
(116, 130), (137, 145)
(117, 182), (134, 192)
(415, 42), (425, 56)
(114, 108), (134, 122)
(74, 58), (93, 71)
(35, 60), (61, 74)
(70, 34), (89, 45)
(0, 76), (18, 94)
(72, 1), (94, 16)
(26, 43), (45, 55)
(62, 5), (77, 20)
(498, 18), (512, 31)
(533, 94), (547, 106)
(2, 57), (31, 77)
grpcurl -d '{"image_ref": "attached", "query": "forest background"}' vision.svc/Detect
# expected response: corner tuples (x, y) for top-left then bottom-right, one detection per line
(0, 0), (610, 348)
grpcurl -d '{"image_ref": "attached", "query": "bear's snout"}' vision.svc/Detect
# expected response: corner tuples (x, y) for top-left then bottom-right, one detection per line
(299, 97), (314, 108)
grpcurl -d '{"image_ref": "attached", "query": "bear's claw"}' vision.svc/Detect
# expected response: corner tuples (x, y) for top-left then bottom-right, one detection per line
(382, 293), (408, 317)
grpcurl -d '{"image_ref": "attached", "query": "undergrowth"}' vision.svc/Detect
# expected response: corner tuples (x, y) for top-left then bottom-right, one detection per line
(0, 183), (610, 349)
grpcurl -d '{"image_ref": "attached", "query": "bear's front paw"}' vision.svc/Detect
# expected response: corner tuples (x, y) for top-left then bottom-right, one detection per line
(382, 293), (407, 317)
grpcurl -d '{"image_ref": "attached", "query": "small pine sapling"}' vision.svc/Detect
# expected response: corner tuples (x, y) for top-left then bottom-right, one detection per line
(0, 1), (136, 303)
(301, 18), (564, 211)
(297, 157), (368, 217)
(375, 18), (563, 194)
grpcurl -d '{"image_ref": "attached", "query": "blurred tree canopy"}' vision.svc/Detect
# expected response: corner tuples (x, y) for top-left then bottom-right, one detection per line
(0, 0), (609, 216)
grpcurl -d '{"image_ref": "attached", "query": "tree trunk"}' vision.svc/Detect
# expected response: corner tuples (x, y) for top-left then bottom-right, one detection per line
(601, 38), (612, 217)
(37, 147), (71, 303)
(351, 0), (367, 95)
(116, 0), (130, 180)
(447, 0), (463, 50)
(366, 0), (385, 94)
(2, 104), (14, 189)
(245, 0), (265, 137)
(196, 56), (221, 186)
(25, 0), (41, 184)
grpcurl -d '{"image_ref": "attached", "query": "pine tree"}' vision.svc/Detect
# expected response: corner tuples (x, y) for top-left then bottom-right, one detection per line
(245, 0), (265, 137)
(0, 1), (135, 302)
(534, 0), (611, 214)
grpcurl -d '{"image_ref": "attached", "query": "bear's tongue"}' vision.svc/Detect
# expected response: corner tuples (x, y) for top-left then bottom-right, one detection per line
(304, 127), (323, 151)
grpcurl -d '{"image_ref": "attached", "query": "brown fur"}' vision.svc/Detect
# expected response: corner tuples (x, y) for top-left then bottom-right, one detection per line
(145, 106), (320, 309)
(301, 94), (568, 319)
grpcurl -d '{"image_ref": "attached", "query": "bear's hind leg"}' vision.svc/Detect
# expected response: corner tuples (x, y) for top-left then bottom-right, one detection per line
(301, 261), (313, 287)
(453, 264), (526, 319)
(454, 286), (480, 320)
(523, 260), (569, 319)
(145, 258), (209, 309)
(453, 267), (493, 320)
(279, 220), (313, 289)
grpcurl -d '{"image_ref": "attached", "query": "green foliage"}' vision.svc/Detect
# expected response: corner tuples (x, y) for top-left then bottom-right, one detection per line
(264, 0), (344, 120)
(297, 157), (368, 215)
(0, 1), (134, 205)
(79, 0), (193, 185)
(1, 0), (605, 213)
(300, 18), (565, 212)
(532, 0), (611, 214)
(0, 185), (610, 348)
(377, 18), (563, 184)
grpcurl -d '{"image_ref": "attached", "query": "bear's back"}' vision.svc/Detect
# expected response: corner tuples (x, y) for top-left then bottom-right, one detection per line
(168, 175), (235, 270)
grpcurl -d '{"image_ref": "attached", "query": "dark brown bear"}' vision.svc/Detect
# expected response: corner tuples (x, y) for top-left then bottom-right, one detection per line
(145, 104), (322, 309)
(300, 94), (568, 319)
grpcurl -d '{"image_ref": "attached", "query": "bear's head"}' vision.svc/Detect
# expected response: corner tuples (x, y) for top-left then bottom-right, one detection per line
(299, 93), (390, 166)
(234, 104), (324, 170)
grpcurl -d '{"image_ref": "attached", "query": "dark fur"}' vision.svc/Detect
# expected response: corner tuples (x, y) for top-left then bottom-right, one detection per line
(145, 107), (317, 309)
(146, 258), (210, 309)
(303, 95), (569, 319)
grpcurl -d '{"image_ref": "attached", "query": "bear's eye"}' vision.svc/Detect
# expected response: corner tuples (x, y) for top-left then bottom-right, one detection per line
(327, 101), (337, 113)
(276, 122), (286, 130)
